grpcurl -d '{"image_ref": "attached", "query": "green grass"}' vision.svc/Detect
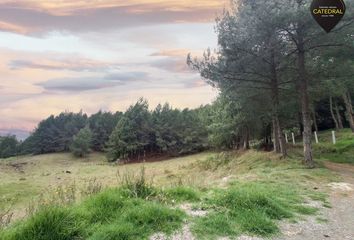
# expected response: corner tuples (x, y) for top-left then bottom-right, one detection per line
(1, 187), (186, 240)
(0, 183), (40, 209)
(191, 182), (318, 239)
(2, 207), (85, 240)
(163, 186), (201, 203)
(314, 130), (354, 164)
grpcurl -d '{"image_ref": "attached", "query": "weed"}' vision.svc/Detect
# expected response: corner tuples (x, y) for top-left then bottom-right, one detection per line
(117, 167), (156, 199)
(80, 178), (103, 197)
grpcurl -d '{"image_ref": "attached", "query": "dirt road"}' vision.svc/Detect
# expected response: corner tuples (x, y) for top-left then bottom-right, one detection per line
(275, 162), (354, 240)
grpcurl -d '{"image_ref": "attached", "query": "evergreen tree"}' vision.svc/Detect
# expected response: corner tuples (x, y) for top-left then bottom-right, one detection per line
(70, 127), (92, 158)
(88, 111), (122, 151)
(21, 111), (87, 154)
(106, 98), (154, 162)
(0, 135), (19, 158)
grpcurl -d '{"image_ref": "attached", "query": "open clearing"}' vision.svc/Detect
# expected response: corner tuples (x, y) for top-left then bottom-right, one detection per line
(0, 152), (216, 215)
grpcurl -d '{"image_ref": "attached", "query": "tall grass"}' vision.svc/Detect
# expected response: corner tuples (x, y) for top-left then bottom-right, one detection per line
(191, 182), (318, 239)
(0, 169), (186, 240)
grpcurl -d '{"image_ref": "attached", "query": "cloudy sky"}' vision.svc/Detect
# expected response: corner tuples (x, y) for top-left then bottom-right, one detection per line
(0, 0), (227, 138)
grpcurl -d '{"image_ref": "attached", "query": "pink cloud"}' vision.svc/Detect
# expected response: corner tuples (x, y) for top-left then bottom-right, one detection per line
(0, 1), (227, 35)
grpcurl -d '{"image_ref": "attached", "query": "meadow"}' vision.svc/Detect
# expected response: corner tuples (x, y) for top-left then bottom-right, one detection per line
(0, 130), (353, 239)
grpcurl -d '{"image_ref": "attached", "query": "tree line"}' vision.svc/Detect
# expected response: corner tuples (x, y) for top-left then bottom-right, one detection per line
(1, 92), (351, 162)
(1, 99), (208, 161)
(188, 0), (354, 167)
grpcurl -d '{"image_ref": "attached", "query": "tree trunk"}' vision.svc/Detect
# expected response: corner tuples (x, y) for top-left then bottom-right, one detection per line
(243, 126), (250, 150)
(334, 100), (344, 129)
(342, 91), (354, 133)
(296, 28), (314, 168)
(272, 118), (281, 153)
(312, 107), (319, 133)
(275, 116), (287, 157)
(329, 96), (339, 130)
(269, 46), (287, 157)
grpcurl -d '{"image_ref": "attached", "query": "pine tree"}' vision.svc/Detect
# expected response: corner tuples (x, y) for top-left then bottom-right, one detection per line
(70, 127), (92, 158)
(0, 135), (19, 158)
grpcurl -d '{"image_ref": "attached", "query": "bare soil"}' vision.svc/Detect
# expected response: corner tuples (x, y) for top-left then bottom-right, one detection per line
(275, 162), (354, 240)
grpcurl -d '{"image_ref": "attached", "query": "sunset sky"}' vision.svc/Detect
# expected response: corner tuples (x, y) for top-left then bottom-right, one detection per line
(0, 0), (227, 139)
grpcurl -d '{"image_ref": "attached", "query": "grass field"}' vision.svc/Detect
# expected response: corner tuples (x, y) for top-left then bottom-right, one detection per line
(0, 130), (353, 239)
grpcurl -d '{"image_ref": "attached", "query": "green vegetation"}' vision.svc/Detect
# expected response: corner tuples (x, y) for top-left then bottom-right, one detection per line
(106, 99), (208, 162)
(20, 112), (88, 155)
(0, 136), (19, 159)
(1, 189), (186, 240)
(1, 137), (343, 239)
(164, 186), (201, 203)
(70, 127), (93, 158)
(0, 183), (40, 210)
(188, 0), (354, 167)
(0, 172), (320, 240)
(191, 182), (314, 238)
(0, 0), (353, 239)
(315, 129), (354, 164)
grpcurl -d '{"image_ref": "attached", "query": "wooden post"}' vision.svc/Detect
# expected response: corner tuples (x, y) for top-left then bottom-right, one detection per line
(285, 133), (288, 143)
(314, 131), (319, 144)
(292, 132), (295, 145)
(332, 131), (336, 144)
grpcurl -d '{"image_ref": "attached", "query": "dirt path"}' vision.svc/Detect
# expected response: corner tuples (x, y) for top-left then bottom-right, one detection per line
(275, 162), (354, 240)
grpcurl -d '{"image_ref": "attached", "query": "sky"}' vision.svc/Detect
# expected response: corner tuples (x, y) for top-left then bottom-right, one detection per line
(0, 0), (227, 139)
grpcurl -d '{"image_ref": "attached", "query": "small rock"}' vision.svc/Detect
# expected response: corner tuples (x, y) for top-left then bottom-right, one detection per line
(65, 170), (72, 174)
(324, 234), (330, 238)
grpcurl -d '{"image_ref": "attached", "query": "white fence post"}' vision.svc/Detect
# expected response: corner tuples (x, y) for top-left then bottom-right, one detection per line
(314, 131), (319, 144)
(332, 131), (336, 144)
(292, 132), (296, 145)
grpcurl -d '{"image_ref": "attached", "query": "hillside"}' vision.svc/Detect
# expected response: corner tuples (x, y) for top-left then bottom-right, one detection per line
(1, 130), (353, 239)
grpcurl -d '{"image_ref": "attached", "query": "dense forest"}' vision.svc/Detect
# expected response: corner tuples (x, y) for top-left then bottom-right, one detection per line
(0, 0), (353, 167)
